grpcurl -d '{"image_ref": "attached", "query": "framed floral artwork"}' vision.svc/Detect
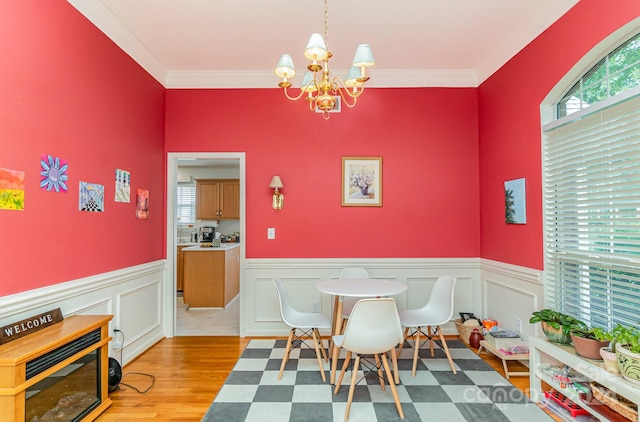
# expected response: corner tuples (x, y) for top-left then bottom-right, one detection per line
(342, 157), (382, 206)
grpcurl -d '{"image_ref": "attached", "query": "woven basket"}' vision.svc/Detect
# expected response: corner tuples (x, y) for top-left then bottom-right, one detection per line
(454, 318), (481, 344)
(590, 382), (638, 421)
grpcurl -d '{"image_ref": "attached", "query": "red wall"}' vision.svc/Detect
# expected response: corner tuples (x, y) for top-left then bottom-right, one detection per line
(0, 1), (166, 296)
(478, 0), (640, 270)
(165, 88), (481, 258)
(4, 0), (639, 298)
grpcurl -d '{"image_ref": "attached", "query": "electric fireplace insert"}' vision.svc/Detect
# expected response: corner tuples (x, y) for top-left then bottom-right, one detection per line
(0, 315), (113, 421)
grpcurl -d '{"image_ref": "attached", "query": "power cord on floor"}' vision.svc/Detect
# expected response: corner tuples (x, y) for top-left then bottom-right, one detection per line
(120, 372), (156, 394)
(112, 329), (156, 394)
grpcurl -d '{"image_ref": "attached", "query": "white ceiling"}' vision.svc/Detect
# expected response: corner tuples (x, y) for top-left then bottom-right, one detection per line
(68, 0), (579, 89)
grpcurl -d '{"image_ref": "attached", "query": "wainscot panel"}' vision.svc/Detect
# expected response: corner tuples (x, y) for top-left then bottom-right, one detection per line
(242, 258), (482, 337)
(0, 260), (166, 366)
(479, 258), (543, 343)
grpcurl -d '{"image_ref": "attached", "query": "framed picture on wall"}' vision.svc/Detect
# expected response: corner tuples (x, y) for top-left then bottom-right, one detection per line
(505, 177), (526, 224)
(342, 157), (382, 206)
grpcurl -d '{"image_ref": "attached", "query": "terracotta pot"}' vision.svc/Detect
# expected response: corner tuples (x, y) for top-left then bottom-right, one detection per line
(570, 334), (609, 360)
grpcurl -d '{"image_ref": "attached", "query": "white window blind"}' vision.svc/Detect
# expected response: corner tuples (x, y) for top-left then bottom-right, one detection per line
(543, 92), (640, 330)
(176, 183), (196, 224)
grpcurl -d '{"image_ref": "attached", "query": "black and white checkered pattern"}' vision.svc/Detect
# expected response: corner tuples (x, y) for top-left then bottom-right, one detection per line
(202, 338), (552, 422)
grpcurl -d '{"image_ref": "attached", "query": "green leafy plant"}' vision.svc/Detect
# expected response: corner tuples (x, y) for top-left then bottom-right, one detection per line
(570, 326), (609, 341)
(604, 324), (640, 354)
(529, 309), (587, 335)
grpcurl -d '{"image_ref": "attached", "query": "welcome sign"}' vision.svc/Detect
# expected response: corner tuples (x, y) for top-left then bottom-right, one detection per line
(0, 308), (63, 345)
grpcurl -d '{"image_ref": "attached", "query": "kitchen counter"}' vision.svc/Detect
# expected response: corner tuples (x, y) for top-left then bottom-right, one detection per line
(177, 242), (199, 246)
(182, 244), (240, 308)
(182, 243), (240, 251)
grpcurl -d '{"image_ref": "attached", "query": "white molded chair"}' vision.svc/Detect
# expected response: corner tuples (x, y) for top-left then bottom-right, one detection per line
(273, 278), (332, 382)
(397, 275), (457, 377)
(339, 267), (370, 329)
(333, 298), (404, 422)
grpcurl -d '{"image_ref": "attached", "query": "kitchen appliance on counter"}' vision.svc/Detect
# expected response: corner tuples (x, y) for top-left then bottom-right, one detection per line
(199, 226), (215, 242)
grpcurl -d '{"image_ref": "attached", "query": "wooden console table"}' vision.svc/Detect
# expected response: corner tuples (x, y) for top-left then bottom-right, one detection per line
(0, 314), (113, 421)
(478, 340), (529, 380)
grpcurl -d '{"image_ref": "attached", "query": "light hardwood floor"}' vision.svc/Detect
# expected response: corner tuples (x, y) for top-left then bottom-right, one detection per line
(96, 336), (537, 421)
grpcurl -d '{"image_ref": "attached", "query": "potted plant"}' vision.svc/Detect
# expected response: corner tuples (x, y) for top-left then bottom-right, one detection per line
(529, 309), (587, 344)
(570, 326), (610, 360)
(607, 324), (640, 386)
(599, 345), (618, 374)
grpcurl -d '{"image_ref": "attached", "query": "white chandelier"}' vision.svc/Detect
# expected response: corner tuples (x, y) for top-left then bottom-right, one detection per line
(274, 0), (375, 119)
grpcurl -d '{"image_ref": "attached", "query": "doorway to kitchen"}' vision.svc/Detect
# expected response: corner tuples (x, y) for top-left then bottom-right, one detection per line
(166, 152), (245, 337)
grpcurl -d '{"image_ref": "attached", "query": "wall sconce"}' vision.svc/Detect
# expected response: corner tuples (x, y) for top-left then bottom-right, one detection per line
(269, 176), (284, 209)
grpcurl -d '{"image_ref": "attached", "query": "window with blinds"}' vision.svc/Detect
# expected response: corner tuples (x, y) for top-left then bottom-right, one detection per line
(176, 183), (196, 224)
(543, 89), (640, 330)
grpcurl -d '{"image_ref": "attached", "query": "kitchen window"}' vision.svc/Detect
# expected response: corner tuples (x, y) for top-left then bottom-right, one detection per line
(176, 182), (196, 224)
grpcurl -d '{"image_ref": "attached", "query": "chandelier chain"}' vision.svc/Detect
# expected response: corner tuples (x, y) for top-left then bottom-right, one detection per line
(323, 0), (329, 51)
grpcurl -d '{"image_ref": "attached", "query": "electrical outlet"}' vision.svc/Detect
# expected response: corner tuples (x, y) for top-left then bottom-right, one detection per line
(113, 329), (123, 349)
(515, 318), (522, 335)
(311, 301), (320, 313)
(267, 227), (276, 239)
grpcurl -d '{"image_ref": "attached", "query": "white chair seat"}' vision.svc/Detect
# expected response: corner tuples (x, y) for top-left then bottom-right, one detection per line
(273, 278), (331, 382)
(398, 275), (457, 377)
(333, 298), (404, 422)
(398, 308), (447, 328)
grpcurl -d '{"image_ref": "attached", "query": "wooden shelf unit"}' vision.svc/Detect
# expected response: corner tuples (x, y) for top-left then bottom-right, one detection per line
(530, 336), (640, 422)
(0, 315), (113, 421)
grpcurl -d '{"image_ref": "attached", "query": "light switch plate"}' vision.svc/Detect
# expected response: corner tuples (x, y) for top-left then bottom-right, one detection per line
(267, 228), (275, 239)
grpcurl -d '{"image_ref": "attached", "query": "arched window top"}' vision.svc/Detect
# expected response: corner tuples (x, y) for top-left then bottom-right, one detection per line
(557, 32), (640, 118)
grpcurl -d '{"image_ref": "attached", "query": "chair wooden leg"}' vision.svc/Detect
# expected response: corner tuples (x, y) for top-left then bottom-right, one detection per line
(428, 326), (435, 357)
(390, 346), (400, 385)
(374, 354), (385, 391)
(312, 328), (326, 382)
(344, 355), (361, 422)
(334, 350), (352, 394)
(411, 328), (420, 377)
(316, 328), (328, 362)
(381, 352), (404, 419)
(438, 327), (457, 374)
(397, 327), (410, 355)
(278, 328), (295, 380)
(330, 299), (344, 385)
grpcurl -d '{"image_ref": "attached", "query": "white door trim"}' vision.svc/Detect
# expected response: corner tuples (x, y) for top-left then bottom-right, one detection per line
(165, 152), (246, 337)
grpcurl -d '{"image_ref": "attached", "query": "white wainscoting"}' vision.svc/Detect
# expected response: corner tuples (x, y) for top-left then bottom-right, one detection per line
(242, 258), (482, 337)
(480, 259), (543, 342)
(0, 260), (166, 366)
(0, 257), (544, 366)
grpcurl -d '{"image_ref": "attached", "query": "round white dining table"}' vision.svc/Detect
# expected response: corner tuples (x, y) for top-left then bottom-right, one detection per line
(315, 278), (408, 384)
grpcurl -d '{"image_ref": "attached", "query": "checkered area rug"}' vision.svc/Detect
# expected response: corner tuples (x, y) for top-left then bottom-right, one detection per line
(202, 338), (552, 422)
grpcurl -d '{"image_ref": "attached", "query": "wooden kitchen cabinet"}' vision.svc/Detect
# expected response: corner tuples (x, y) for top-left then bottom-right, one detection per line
(176, 245), (187, 291)
(182, 246), (240, 308)
(196, 179), (239, 220)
